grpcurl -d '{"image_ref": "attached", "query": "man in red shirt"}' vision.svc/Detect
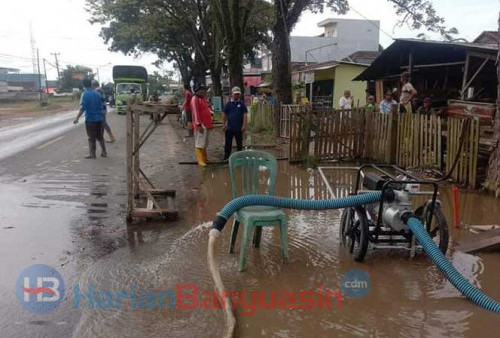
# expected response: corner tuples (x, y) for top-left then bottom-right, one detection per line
(182, 84), (194, 136)
(190, 83), (213, 166)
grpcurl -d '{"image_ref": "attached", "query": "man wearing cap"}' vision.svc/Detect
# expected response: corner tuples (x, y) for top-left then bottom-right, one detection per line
(191, 83), (213, 166)
(222, 86), (248, 161)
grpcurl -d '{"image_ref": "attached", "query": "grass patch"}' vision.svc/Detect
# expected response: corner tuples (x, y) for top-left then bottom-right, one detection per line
(0, 98), (78, 113)
(246, 125), (277, 145)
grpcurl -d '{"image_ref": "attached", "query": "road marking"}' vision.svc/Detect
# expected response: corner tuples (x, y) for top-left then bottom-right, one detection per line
(36, 136), (65, 150)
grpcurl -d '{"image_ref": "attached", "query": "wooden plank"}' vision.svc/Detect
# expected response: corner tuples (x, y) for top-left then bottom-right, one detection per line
(461, 118), (467, 184)
(133, 111), (140, 195)
(406, 114), (410, 167)
(138, 189), (176, 197)
(460, 53), (470, 100)
(460, 56), (492, 98)
(425, 115), (429, 166)
(323, 111), (329, 158)
(456, 228), (500, 253)
(329, 110), (336, 158)
(126, 109), (134, 218)
(414, 114), (419, 167)
(438, 116), (442, 169)
(449, 118), (454, 177)
(130, 103), (179, 115)
(469, 117), (474, 187)
(472, 119), (480, 188)
(398, 112), (402, 165)
(131, 207), (178, 220)
(420, 114), (424, 167)
(452, 119), (458, 181)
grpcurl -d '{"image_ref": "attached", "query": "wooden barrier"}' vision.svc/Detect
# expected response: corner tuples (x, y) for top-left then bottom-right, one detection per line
(364, 111), (396, 163)
(289, 105), (312, 162)
(289, 105), (481, 189)
(127, 103), (179, 221)
(280, 104), (298, 138)
(250, 103), (274, 132)
(396, 113), (442, 169)
(446, 117), (480, 188)
(312, 109), (365, 160)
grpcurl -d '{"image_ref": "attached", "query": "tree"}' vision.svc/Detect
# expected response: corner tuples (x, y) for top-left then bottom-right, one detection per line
(271, 0), (458, 108)
(148, 70), (175, 93)
(213, 0), (253, 88)
(59, 65), (94, 91)
(87, 0), (272, 95)
(87, 0), (201, 87)
(87, 0), (228, 93)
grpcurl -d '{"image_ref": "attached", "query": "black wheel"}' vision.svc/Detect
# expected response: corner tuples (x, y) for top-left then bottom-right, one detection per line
(339, 208), (351, 247)
(422, 206), (449, 254)
(340, 207), (369, 262)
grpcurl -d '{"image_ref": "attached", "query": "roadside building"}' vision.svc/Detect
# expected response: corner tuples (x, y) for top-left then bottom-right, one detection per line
(354, 38), (498, 120)
(292, 61), (369, 109)
(261, 18), (380, 72)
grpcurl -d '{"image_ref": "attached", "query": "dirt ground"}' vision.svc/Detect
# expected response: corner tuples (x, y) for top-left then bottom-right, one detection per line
(0, 98), (79, 126)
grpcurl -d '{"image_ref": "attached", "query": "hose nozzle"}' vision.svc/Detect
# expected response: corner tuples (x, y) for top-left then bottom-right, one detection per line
(211, 215), (228, 232)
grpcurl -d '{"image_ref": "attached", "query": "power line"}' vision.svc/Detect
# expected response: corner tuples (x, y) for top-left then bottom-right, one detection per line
(0, 52), (35, 61)
(348, 5), (394, 40)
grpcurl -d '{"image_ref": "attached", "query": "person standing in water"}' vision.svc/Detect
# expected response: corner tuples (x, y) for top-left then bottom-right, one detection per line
(92, 80), (116, 143)
(73, 78), (107, 158)
(191, 83), (213, 166)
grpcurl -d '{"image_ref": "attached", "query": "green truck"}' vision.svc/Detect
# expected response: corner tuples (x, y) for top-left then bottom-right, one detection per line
(112, 65), (148, 114)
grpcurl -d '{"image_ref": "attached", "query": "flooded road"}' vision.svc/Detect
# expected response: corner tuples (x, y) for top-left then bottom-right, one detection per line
(1, 111), (499, 337)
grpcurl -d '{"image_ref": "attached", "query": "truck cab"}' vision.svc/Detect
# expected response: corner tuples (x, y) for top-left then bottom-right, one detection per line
(112, 66), (148, 114)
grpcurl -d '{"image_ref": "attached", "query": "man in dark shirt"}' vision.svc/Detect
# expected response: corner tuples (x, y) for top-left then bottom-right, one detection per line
(74, 78), (107, 158)
(92, 80), (116, 143)
(417, 97), (435, 115)
(222, 86), (248, 160)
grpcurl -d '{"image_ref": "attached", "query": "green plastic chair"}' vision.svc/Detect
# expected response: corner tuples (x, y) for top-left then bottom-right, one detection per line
(228, 150), (288, 272)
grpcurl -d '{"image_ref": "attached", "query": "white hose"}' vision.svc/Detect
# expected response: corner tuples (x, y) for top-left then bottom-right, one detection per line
(207, 229), (236, 338)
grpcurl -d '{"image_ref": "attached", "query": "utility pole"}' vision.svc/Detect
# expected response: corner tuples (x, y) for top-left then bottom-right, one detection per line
(43, 58), (49, 93)
(51, 52), (61, 87)
(96, 68), (100, 82)
(30, 22), (37, 74)
(36, 49), (42, 103)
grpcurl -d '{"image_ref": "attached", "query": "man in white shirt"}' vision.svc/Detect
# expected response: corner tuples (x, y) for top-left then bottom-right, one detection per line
(339, 90), (352, 110)
(380, 92), (397, 114)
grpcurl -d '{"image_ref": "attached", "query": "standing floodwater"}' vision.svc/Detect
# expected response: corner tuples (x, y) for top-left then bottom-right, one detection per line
(1, 111), (499, 338)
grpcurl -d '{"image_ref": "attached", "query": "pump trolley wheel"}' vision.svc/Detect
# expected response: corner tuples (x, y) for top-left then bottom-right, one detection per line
(340, 207), (369, 262)
(339, 208), (351, 247)
(416, 205), (449, 255)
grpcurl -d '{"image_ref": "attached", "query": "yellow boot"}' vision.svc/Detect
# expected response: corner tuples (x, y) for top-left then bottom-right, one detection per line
(201, 148), (208, 164)
(195, 148), (207, 167)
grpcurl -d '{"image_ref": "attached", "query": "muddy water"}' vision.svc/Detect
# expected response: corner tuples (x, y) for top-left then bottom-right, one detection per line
(67, 163), (500, 338)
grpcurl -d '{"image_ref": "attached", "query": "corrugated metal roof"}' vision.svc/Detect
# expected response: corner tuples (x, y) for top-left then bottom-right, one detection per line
(354, 39), (498, 81)
(395, 38), (498, 52)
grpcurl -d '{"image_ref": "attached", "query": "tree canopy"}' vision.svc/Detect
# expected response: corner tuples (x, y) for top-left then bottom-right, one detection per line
(86, 0), (456, 102)
(60, 65), (94, 91)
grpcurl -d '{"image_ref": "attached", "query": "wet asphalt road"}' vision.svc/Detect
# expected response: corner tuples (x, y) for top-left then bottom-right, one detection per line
(0, 109), (133, 337)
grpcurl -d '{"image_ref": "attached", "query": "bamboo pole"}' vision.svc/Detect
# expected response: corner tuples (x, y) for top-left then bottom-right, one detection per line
(126, 108), (133, 219)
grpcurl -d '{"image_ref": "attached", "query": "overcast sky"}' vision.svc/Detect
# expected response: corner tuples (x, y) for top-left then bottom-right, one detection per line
(0, 0), (497, 83)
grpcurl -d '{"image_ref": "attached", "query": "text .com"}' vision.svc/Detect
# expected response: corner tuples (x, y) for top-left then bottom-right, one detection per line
(74, 284), (343, 316)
